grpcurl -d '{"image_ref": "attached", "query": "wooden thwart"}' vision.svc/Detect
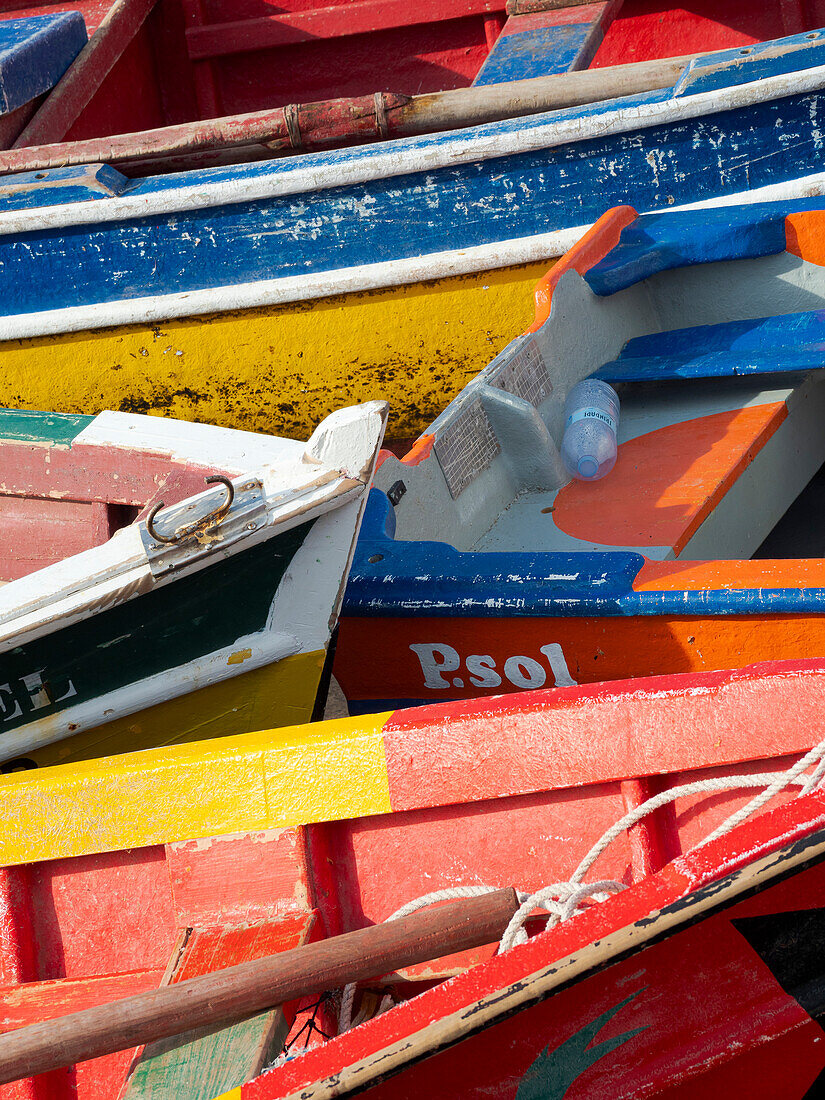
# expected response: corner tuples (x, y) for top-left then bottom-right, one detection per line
(12, 0), (163, 149)
(0, 889), (518, 1085)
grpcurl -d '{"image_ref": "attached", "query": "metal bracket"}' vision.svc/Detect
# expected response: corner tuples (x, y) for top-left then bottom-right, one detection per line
(140, 476), (267, 577)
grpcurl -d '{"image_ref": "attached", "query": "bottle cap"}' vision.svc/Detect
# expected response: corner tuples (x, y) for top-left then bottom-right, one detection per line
(578, 456), (599, 479)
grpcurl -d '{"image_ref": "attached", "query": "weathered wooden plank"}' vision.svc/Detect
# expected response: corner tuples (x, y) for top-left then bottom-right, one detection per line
(181, 0), (221, 121)
(0, 971), (164, 1029)
(120, 916), (315, 1100)
(0, 969), (165, 1100)
(166, 832), (313, 928)
(0, 437), (216, 508)
(13, 0), (162, 148)
(0, 497), (110, 581)
(185, 0), (505, 61)
(473, 2), (621, 85)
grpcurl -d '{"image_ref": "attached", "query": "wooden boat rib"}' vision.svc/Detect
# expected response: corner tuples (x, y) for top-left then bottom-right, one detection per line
(338, 196), (825, 710)
(0, 658), (822, 1095)
(0, 399), (386, 768)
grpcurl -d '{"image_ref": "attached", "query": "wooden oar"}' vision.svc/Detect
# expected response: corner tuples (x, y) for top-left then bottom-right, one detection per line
(0, 887), (518, 1085)
(1, 52), (703, 175)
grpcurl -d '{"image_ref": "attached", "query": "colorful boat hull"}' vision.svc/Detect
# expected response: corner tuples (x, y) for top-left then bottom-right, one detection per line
(5, 31), (825, 438)
(0, 657), (823, 1096)
(339, 197), (825, 710)
(0, 401), (386, 767)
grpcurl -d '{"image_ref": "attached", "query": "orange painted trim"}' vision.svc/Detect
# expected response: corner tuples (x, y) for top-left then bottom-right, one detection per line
(527, 205), (638, 333)
(553, 402), (788, 555)
(374, 447), (395, 471)
(397, 433), (435, 466)
(634, 557), (825, 591)
(785, 211), (825, 266)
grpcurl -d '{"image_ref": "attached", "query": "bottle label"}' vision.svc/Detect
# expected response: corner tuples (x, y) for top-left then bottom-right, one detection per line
(566, 406), (617, 432)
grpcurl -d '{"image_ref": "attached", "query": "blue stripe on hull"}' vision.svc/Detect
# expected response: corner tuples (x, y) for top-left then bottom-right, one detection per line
(342, 492), (825, 619)
(5, 93), (825, 316)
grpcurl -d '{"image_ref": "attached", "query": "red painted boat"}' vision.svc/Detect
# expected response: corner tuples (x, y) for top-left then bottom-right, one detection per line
(243, 787), (825, 1099)
(0, 657), (825, 1095)
(2, 0), (825, 173)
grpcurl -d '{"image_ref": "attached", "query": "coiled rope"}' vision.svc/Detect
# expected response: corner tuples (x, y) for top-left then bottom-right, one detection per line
(338, 733), (825, 1032)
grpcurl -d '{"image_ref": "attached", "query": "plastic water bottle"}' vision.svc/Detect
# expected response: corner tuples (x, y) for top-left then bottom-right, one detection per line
(560, 379), (620, 481)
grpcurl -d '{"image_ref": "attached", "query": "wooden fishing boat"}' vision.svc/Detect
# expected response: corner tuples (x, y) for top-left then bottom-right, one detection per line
(0, 7), (825, 440)
(216, 784), (825, 1099)
(0, 657), (822, 1096)
(0, 399), (385, 769)
(338, 197), (825, 713)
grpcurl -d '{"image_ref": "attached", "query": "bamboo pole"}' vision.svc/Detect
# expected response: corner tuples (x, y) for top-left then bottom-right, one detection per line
(0, 888), (518, 1085)
(0, 52), (702, 176)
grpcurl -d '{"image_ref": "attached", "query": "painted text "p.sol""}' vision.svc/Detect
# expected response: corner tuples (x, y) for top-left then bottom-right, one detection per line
(410, 643), (577, 691)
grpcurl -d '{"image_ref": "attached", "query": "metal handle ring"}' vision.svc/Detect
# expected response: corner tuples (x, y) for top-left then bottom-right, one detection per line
(146, 474), (235, 545)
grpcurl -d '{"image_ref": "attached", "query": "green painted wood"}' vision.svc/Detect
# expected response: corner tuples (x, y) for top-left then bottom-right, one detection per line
(0, 408), (94, 445)
(121, 1009), (287, 1099)
(0, 519), (314, 740)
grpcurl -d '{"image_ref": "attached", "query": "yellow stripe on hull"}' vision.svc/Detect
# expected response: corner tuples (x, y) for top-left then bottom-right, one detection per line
(0, 261), (551, 441)
(0, 708), (393, 867)
(20, 648), (326, 768)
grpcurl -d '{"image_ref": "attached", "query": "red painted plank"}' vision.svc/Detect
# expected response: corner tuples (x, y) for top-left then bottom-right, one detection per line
(591, 0), (815, 68)
(182, 0), (221, 120)
(170, 916), (315, 984)
(381, 661), (824, 812)
(0, 970), (163, 1029)
(186, 0), (505, 61)
(14, 0), (162, 148)
(146, 0), (199, 126)
(167, 831), (313, 927)
(0, 440), (223, 509)
(27, 846), (180, 983)
(0, 971), (164, 1100)
(0, 869), (35, 989)
(0, 498), (109, 581)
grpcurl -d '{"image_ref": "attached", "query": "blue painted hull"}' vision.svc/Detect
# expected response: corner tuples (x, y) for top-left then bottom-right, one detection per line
(1, 29), (825, 330)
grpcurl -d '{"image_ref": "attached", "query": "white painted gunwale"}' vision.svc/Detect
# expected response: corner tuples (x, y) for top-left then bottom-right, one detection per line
(0, 405), (387, 760)
(2, 170), (825, 342)
(0, 409), (378, 642)
(1, 61), (824, 238)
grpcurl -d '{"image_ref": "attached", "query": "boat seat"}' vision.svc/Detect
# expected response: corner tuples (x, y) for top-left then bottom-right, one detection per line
(597, 308), (825, 383)
(474, 362), (825, 561)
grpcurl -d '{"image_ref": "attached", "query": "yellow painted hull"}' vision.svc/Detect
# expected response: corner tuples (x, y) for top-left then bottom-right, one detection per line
(2, 261), (551, 441)
(19, 648), (327, 769)
(0, 706), (393, 866)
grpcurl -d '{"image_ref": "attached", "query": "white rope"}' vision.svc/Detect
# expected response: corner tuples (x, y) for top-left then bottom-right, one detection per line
(337, 738), (825, 1033)
(338, 886), (530, 1032)
(498, 880), (627, 953)
(699, 733), (825, 847)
